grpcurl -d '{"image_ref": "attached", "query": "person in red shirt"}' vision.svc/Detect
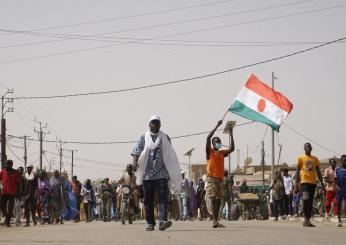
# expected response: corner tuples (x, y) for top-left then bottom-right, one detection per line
(0, 160), (21, 227)
(206, 120), (235, 228)
(323, 158), (337, 217)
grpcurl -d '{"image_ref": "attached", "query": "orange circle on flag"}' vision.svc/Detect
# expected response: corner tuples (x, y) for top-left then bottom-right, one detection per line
(257, 99), (266, 112)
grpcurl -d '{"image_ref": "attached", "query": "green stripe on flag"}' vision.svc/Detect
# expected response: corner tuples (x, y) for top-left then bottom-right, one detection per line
(229, 100), (280, 131)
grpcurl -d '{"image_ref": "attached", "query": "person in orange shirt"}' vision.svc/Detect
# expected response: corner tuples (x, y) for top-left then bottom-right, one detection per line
(206, 120), (234, 228)
(294, 142), (324, 227)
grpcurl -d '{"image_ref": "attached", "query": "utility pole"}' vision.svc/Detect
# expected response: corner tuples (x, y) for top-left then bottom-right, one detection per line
(65, 149), (77, 181)
(261, 141), (265, 192)
(1, 89), (14, 168)
(271, 72), (277, 181)
(23, 136), (28, 171)
(71, 150), (74, 181)
(34, 121), (49, 170)
(59, 140), (63, 173)
(246, 145), (249, 168)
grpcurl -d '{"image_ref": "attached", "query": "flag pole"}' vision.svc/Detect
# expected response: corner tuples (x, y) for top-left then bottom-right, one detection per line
(221, 110), (228, 121)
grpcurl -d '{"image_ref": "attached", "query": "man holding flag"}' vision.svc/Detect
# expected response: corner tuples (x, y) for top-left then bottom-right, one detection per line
(206, 120), (235, 228)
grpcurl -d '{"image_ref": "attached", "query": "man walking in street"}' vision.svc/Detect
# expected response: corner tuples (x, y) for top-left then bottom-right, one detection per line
(0, 160), (21, 227)
(49, 170), (67, 224)
(132, 115), (181, 231)
(100, 178), (113, 222)
(324, 158), (337, 218)
(219, 170), (232, 221)
(294, 143), (324, 227)
(282, 167), (293, 219)
(206, 120), (234, 228)
(335, 155), (346, 227)
(71, 175), (82, 222)
(23, 164), (38, 226)
(178, 171), (189, 221)
(81, 179), (95, 222)
(14, 166), (24, 226)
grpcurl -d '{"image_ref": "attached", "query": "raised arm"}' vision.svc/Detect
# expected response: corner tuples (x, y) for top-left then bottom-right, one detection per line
(206, 120), (223, 160)
(223, 127), (235, 157)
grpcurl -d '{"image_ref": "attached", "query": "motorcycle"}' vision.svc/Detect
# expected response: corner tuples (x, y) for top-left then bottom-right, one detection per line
(120, 185), (135, 225)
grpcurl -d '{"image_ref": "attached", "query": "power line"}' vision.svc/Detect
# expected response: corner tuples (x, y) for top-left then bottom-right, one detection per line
(0, 0), (314, 49)
(7, 121), (256, 145)
(6, 144), (24, 163)
(283, 123), (341, 156)
(12, 36), (346, 100)
(0, 0), (237, 37)
(250, 126), (269, 156)
(44, 149), (126, 168)
(5, 36), (344, 49)
(1, 3), (345, 65)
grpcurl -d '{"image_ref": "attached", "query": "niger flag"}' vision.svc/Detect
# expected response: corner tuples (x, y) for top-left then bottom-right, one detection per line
(229, 74), (293, 131)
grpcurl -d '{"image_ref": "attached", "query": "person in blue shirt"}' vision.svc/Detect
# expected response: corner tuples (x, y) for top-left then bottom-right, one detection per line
(335, 154), (346, 227)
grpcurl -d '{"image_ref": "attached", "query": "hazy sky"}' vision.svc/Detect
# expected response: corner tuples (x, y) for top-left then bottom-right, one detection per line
(1, 0), (345, 181)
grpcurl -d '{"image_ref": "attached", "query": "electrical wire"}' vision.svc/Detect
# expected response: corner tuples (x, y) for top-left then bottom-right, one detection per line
(7, 121), (256, 145)
(250, 126), (269, 156)
(6, 145), (24, 163)
(283, 123), (341, 156)
(0, 0), (237, 36)
(0, 0), (314, 49)
(1, 3), (345, 65)
(5, 36), (342, 49)
(44, 150), (126, 168)
(12, 36), (346, 100)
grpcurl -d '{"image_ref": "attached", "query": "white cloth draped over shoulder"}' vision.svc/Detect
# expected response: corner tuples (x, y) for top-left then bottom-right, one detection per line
(137, 131), (181, 194)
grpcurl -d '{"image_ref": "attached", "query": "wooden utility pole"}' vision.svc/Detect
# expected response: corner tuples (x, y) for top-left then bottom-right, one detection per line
(1, 89), (14, 168)
(271, 72), (277, 181)
(34, 121), (49, 170)
(24, 136), (28, 171)
(59, 140), (63, 173)
(65, 149), (77, 181)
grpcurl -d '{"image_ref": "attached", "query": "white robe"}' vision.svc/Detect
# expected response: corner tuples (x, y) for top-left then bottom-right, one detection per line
(137, 131), (181, 194)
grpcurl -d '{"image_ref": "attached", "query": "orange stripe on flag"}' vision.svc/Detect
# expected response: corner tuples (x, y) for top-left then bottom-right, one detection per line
(245, 74), (293, 113)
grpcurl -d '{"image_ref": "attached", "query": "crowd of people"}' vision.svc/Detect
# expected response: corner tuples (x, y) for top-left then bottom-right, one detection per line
(0, 116), (345, 230)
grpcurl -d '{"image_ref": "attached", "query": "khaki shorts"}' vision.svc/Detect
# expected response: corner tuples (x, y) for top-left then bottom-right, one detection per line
(206, 177), (224, 199)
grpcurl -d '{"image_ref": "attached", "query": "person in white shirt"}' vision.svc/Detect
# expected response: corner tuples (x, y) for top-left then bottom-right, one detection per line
(282, 168), (293, 218)
(81, 179), (95, 222)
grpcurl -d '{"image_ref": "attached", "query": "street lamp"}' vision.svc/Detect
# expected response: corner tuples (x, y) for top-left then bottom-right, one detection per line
(184, 148), (195, 180)
(223, 121), (236, 176)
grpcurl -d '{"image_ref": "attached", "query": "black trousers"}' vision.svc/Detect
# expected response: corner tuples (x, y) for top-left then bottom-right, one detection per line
(24, 197), (37, 223)
(143, 178), (169, 225)
(283, 194), (293, 216)
(1, 195), (15, 225)
(301, 183), (316, 220)
(273, 199), (283, 219)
